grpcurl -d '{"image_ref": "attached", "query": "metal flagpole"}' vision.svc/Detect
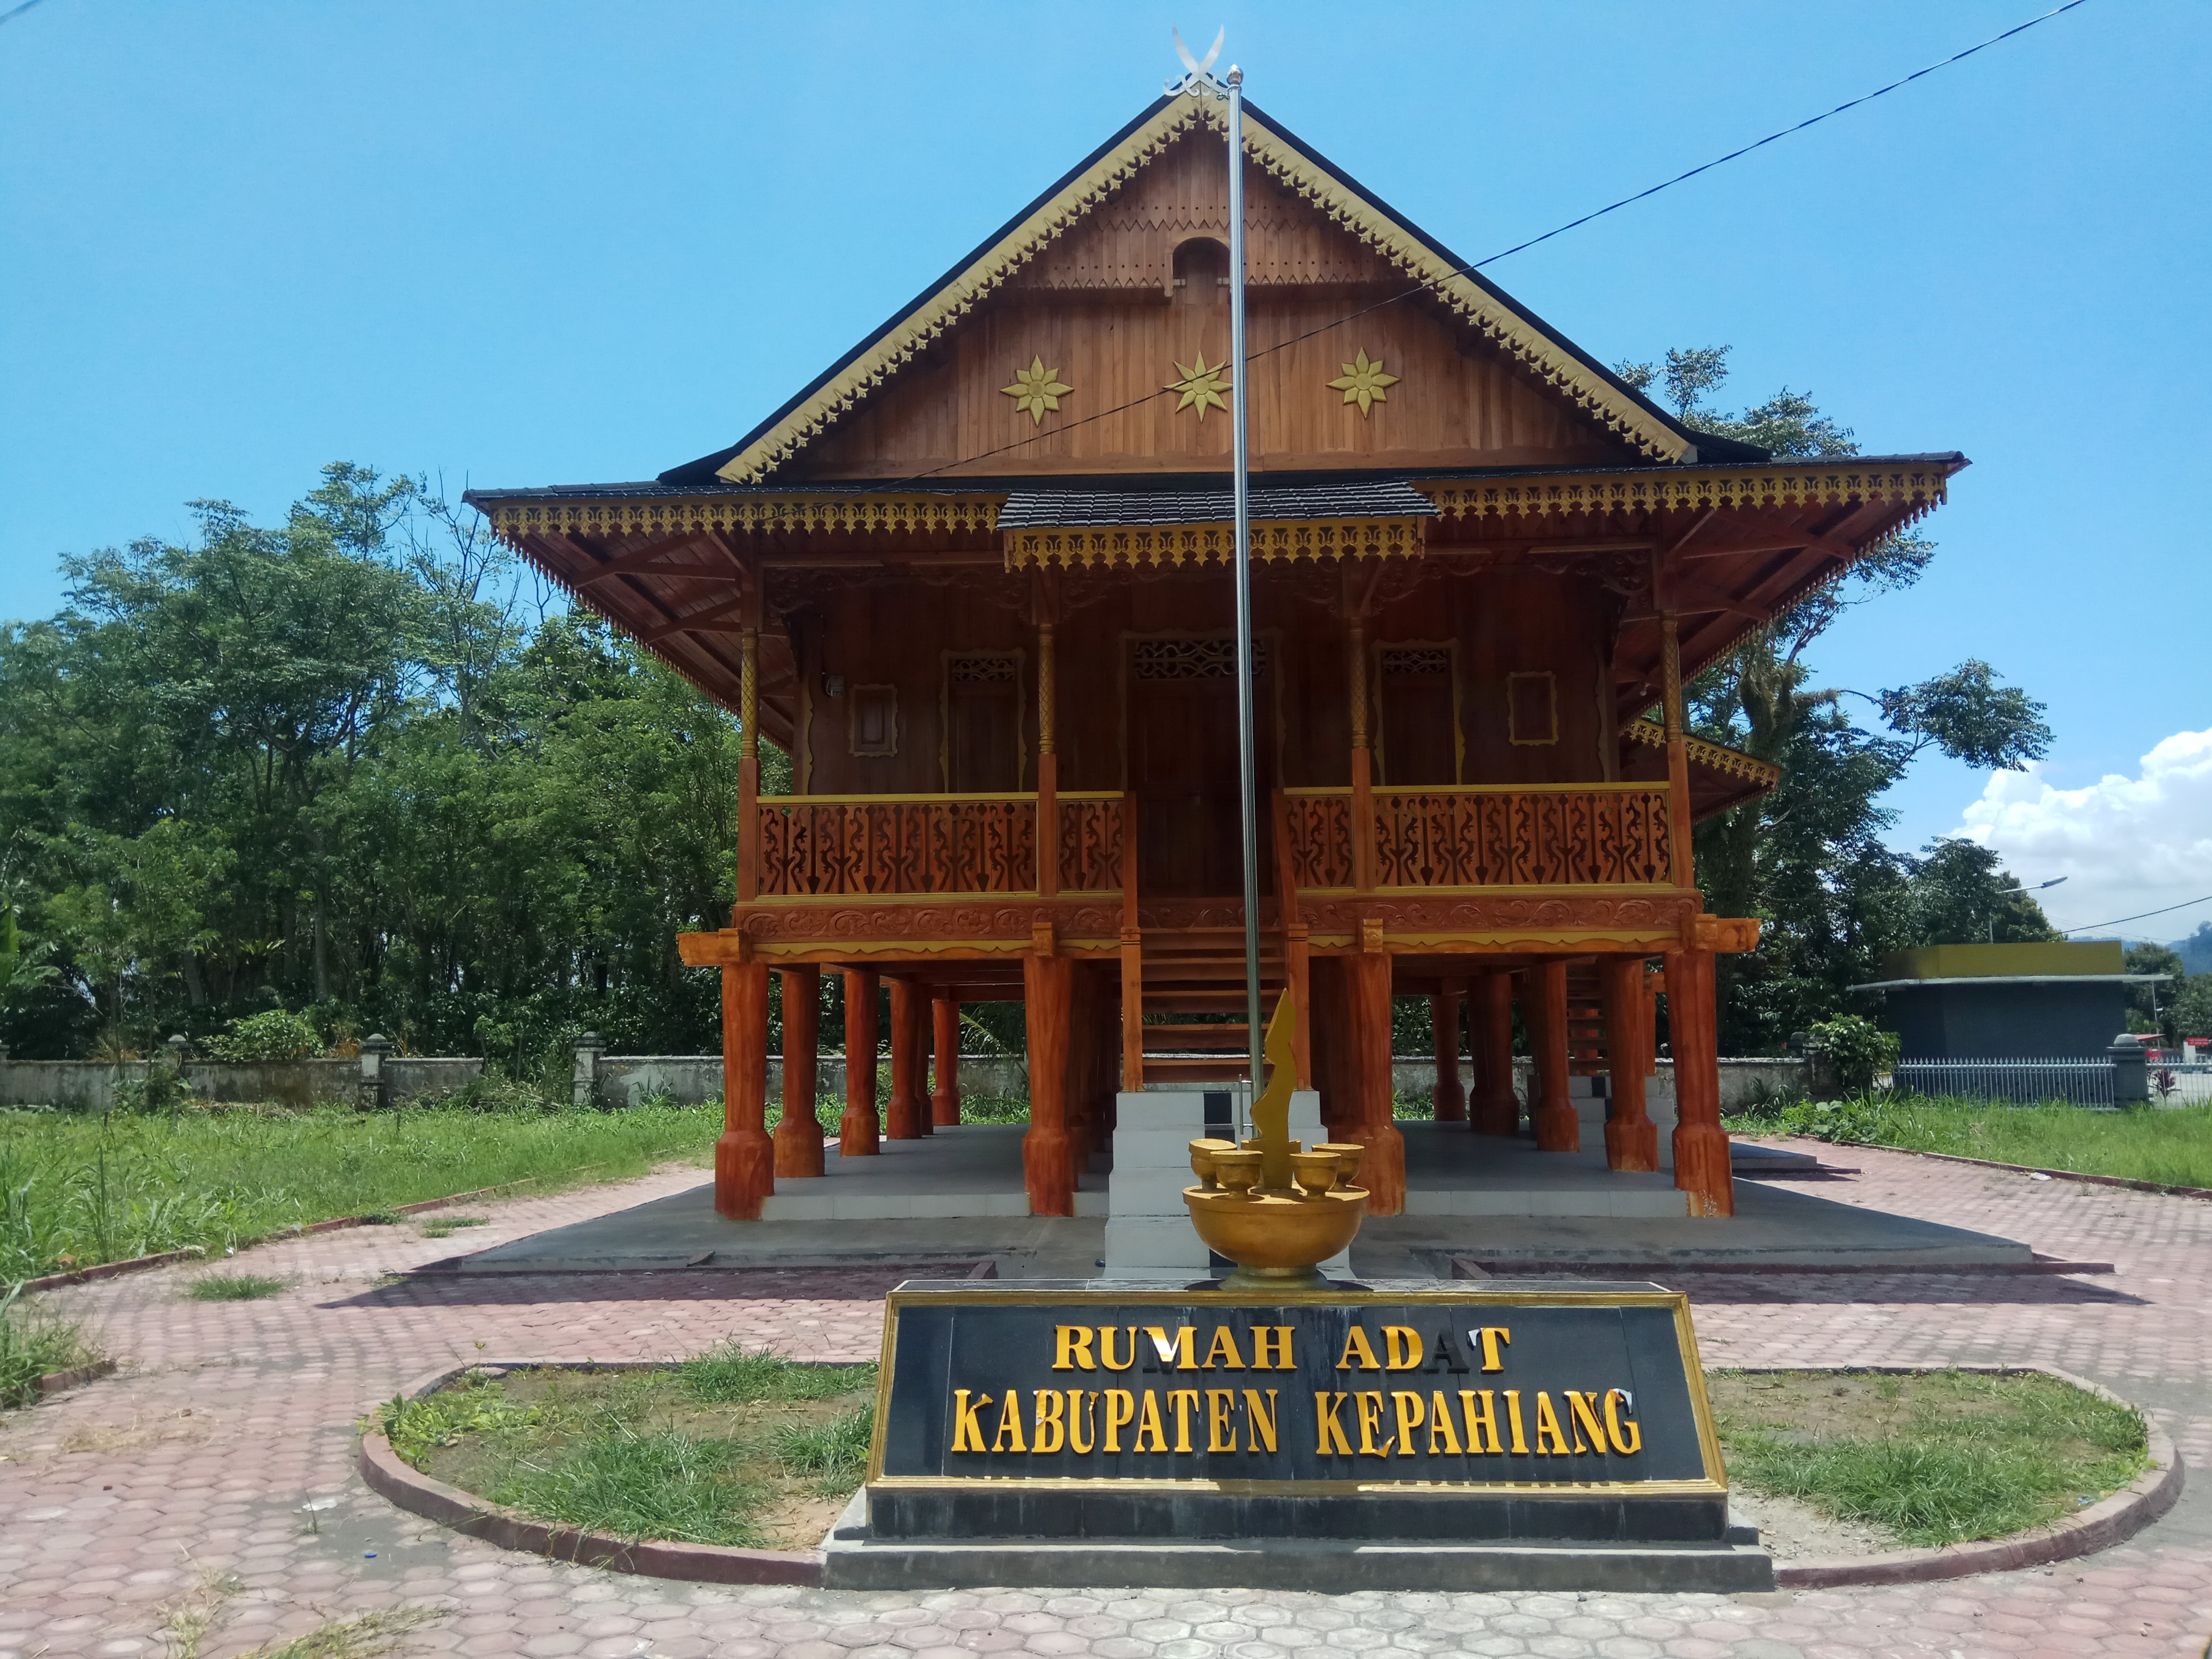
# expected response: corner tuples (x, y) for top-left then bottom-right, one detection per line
(1224, 64), (1265, 1129)
(1169, 29), (1263, 1132)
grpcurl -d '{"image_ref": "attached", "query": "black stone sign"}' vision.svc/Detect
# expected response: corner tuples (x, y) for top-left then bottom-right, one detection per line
(866, 1283), (1728, 1544)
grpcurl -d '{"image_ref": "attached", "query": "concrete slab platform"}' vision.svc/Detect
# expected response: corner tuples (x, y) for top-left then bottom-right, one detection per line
(750, 1126), (1108, 1222)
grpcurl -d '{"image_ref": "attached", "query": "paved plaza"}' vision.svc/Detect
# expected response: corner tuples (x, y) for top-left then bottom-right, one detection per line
(2, 1145), (2207, 1659)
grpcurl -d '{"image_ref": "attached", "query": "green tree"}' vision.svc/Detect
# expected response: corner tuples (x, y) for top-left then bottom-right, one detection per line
(2124, 943), (2185, 1038)
(1616, 349), (2052, 1050)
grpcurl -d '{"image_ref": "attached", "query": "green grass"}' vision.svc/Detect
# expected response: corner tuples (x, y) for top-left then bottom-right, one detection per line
(1730, 1094), (2212, 1189)
(375, 1346), (877, 1548)
(0, 1283), (102, 1406)
(188, 1273), (288, 1302)
(1711, 1368), (2149, 1548)
(0, 1097), (726, 1281)
(418, 1215), (489, 1239)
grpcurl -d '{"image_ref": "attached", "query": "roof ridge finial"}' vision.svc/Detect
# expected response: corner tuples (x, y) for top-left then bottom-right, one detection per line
(1166, 25), (1227, 97)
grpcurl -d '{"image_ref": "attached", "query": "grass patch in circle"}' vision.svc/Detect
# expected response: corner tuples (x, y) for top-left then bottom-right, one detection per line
(374, 1345), (877, 1549)
(189, 1273), (288, 1301)
(1710, 1368), (2150, 1549)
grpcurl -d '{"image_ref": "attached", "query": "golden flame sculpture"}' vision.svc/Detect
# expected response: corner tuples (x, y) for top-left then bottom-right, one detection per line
(1183, 990), (1368, 1289)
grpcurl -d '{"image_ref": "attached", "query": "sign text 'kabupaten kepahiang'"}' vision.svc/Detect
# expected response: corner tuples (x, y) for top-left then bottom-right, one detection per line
(871, 1289), (1723, 1493)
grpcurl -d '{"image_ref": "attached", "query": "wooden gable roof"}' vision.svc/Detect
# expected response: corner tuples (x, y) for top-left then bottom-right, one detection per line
(660, 94), (1748, 489)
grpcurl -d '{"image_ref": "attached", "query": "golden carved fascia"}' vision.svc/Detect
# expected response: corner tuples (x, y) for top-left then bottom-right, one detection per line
(1006, 516), (1425, 570)
(1234, 111), (1682, 462)
(715, 100), (1222, 484)
(1417, 466), (1952, 523)
(486, 494), (1002, 546)
(1621, 718), (1782, 790)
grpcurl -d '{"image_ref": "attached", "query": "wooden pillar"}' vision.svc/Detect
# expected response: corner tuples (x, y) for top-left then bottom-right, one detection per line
(1430, 985), (1465, 1121)
(736, 576), (761, 903)
(1600, 956), (1658, 1172)
(1023, 946), (1075, 1217)
(1469, 970), (1518, 1135)
(1660, 606), (1694, 891)
(1346, 577), (1376, 894)
(1529, 960), (1579, 1152)
(1036, 609), (1058, 899)
(1345, 940), (1404, 1214)
(838, 967), (880, 1156)
(772, 966), (824, 1178)
(1668, 945), (1733, 1216)
(886, 978), (926, 1139)
(1119, 791), (1143, 1092)
(715, 962), (773, 1219)
(931, 990), (962, 1126)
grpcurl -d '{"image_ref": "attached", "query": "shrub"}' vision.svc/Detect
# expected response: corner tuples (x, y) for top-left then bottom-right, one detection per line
(188, 1273), (286, 1301)
(203, 1010), (322, 1063)
(1808, 1014), (1901, 1095)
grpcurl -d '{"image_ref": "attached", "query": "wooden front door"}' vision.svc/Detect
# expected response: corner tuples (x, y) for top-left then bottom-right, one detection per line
(1378, 643), (1459, 786)
(1127, 635), (1275, 897)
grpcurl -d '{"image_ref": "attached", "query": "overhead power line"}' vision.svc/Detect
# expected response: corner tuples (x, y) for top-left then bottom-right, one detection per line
(890, 0), (2094, 489)
(2060, 894), (2212, 938)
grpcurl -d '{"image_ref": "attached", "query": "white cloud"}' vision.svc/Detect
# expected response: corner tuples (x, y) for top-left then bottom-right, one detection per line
(1950, 728), (2212, 939)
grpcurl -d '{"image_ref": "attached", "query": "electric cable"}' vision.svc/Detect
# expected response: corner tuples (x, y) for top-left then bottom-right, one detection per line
(878, 0), (2093, 491)
(2059, 894), (2212, 937)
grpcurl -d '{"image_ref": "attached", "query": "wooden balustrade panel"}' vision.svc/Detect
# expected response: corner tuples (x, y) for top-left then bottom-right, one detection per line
(1057, 798), (1125, 892)
(1283, 793), (1356, 889)
(757, 800), (1036, 896)
(1371, 789), (1670, 888)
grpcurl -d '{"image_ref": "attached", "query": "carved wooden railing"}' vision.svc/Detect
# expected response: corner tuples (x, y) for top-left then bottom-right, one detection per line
(753, 791), (1125, 899)
(1280, 783), (1673, 891)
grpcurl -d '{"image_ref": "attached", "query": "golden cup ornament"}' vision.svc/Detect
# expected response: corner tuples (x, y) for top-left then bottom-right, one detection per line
(1183, 992), (1367, 1289)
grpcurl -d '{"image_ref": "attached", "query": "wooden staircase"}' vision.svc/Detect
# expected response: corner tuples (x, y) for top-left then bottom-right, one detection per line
(1126, 926), (1287, 1086)
(1566, 961), (1610, 1077)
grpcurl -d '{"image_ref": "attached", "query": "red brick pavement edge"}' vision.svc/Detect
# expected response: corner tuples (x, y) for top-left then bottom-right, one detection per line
(30, 1358), (118, 1396)
(358, 1358), (836, 1587)
(1811, 1135), (2212, 1202)
(1765, 1365), (2184, 1589)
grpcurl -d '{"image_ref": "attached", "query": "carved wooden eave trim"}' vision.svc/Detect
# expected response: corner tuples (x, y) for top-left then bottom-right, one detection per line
(1418, 463), (1955, 524)
(1620, 717), (1782, 791)
(706, 96), (1698, 486)
(482, 494), (1002, 544)
(1003, 517), (1425, 569)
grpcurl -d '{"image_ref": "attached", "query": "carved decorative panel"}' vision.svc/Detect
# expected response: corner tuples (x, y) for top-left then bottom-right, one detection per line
(1132, 636), (1270, 680)
(948, 653), (1020, 684)
(1370, 788), (1670, 889)
(758, 799), (1036, 897)
(1283, 792), (1356, 889)
(1380, 647), (1451, 676)
(1057, 797), (1125, 893)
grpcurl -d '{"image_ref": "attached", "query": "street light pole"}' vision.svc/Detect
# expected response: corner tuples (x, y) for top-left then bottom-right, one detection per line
(1989, 875), (2067, 944)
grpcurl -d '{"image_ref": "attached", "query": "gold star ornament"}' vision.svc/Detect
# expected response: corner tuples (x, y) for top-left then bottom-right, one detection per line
(1166, 354), (1233, 422)
(1328, 349), (1400, 417)
(1001, 356), (1073, 425)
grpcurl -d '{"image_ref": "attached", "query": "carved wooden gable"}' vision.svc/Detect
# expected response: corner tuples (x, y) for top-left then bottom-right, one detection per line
(703, 97), (1686, 487)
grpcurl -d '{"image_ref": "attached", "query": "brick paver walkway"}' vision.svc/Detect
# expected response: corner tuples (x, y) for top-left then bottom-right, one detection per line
(2, 1147), (2206, 1659)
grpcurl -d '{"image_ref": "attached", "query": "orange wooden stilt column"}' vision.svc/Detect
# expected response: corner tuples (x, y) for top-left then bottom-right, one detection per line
(886, 978), (926, 1138)
(772, 966), (824, 1177)
(1469, 970), (1518, 1135)
(1345, 937), (1404, 1214)
(1600, 956), (1658, 1172)
(715, 962), (774, 1219)
(1430, 985), (1465, 1121)
(1529, 960), (1579, 1151)
(839, 968), (880, 1155)
(1023, 949), (1075, 1217)
(1669, 945), (1733, 1215)
(931, 991), (962, 1126)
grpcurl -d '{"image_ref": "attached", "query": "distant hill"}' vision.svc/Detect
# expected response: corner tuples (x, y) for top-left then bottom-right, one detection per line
(2172, 922), (2212, 975)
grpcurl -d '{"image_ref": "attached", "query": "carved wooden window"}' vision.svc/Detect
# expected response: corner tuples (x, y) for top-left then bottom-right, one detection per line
(1378, 643), (1459, 785)
(1507, 671), (1557, 746)
(1132, 635), (1269, 680)
(942, 653), (1023, 791)
(849, 684), (898, 758)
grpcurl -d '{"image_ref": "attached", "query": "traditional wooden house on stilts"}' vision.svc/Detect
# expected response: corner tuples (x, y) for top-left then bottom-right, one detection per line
(470, 91), (1957, 1228)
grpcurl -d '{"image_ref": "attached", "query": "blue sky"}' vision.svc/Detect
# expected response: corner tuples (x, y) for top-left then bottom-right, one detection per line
(4, 2), (2207, 936)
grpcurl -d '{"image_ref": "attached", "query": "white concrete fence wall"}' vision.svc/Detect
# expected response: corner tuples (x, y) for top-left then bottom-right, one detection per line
(0, 1038), (1814, 1113)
